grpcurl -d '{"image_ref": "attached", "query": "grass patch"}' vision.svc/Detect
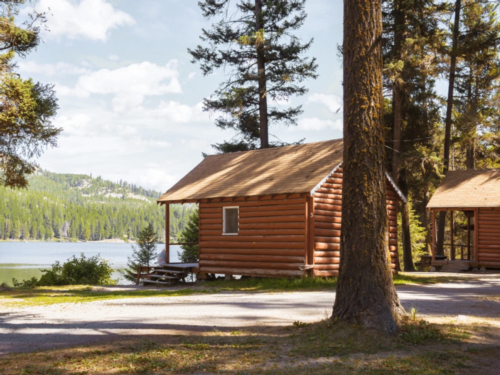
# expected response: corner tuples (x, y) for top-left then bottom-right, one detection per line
(286, 318), (451, 359)
(0, 286), (211, 307)
(0, 320), (491, 375)
(205, 275), (338, 291)
(0, 273), (463, 307)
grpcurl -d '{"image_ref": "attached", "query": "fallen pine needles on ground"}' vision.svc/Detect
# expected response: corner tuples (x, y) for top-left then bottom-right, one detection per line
(0, 318), (495, 374)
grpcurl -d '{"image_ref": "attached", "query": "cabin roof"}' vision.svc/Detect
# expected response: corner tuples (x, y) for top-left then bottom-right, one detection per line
(158, 138), (407, 204)
(158, 139), (344, 203)
(427, 169), (500, 208)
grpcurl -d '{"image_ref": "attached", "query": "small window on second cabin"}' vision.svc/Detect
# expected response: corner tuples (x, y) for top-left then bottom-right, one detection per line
(223, 207), (239, 235)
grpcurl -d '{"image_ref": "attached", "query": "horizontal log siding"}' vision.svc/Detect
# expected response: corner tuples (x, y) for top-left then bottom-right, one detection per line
(199, 196), (307, 277)
(312, 168), (400, 277)
(478, 208), (500, 268)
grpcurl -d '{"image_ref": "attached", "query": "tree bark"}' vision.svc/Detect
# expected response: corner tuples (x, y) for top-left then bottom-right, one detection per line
(391, 1), (414, 272)
(332, 0), (405, 335)
(255, 0), (269, 149)
(466, 142), (475, 169)
(399, 172), (415, 271)
(423, 187), (432, 254)
(437, 0), (461, 256)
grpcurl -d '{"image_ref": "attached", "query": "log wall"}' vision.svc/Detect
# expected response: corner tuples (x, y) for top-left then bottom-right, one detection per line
(198, 194), (307, 277)
(477, 208), (500, 268)
(312, 167), (400, 277)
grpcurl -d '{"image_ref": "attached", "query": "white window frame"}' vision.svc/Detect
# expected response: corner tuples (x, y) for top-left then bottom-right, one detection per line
(223, 206), (239, 235)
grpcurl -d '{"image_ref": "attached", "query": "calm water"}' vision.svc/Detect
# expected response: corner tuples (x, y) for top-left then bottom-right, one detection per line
(0, 242), (182, 286)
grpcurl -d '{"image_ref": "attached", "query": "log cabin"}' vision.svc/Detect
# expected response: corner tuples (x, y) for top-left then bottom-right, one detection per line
(157, 139), (406, 278)
(427, 169), (500, 271)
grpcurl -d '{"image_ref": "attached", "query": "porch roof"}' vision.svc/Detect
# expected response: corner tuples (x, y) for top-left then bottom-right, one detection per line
(427, 169), (500, 209)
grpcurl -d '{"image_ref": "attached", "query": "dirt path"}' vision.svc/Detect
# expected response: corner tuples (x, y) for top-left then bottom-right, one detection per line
(1, 277), (500, 355)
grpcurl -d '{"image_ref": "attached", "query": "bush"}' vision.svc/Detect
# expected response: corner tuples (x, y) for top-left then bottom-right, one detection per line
(12, 277), (39, 288)
(179, 209), (199, 262)
(12, 253), (116, 287)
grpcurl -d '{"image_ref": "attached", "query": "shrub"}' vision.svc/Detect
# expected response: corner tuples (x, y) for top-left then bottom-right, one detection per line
(12, 277), (39, 288)
(12, 253), (116, 287)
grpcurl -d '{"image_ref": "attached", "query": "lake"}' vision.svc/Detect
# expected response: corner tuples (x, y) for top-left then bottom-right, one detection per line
(0, 242), (182, 286)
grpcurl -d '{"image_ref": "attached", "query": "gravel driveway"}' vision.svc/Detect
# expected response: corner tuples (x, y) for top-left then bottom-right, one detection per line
(1, 276), (500, 355)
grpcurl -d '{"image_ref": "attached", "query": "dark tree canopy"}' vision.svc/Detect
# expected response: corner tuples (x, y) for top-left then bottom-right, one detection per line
(0, 0), (60, 189)
(189, 0), (318, 153)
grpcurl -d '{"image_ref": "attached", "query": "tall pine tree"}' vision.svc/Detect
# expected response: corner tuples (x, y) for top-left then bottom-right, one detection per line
(382, 0), (446, 269)
(0, 0), (60, 188)
(189, 0), (318, 152)
(453, 0), (500, 170)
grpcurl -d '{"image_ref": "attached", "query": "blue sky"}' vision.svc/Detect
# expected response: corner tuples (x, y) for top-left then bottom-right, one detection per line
(18, 0), (344, 191)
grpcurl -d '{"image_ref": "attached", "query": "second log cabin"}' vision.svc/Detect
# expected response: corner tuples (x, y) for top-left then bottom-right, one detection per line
(157, 138), (406, 278)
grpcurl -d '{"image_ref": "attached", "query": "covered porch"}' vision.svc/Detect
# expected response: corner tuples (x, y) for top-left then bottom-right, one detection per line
(429, 208), (477, 271)
(427, 169), (500, 271)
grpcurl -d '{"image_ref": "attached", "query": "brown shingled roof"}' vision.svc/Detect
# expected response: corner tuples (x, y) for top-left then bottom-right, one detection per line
(157, 139), (344, 203)
(427, 169), (500, 208)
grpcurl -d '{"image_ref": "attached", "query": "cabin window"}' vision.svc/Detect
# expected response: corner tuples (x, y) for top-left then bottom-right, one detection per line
(223, 207), (239, 235)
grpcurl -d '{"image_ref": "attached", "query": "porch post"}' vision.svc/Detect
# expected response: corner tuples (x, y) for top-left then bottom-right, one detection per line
(450, 210), (454, 260)
(432, 209), (436, 261)
(474, 208), (479, 262)
(166, 203), (170, 264)
(467, 215), (471, 260)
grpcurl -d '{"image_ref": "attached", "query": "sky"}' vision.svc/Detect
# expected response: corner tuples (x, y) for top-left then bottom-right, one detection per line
(17, 0), (344, 192)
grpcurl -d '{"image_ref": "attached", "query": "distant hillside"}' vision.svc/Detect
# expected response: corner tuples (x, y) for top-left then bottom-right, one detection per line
(0, 170), (196, 242)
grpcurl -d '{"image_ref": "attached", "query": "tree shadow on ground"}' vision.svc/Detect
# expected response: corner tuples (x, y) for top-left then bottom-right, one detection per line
(1, 318), (499, 375)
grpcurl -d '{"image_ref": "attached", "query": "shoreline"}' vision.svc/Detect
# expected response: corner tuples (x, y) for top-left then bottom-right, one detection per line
(0, 239), (167, 244)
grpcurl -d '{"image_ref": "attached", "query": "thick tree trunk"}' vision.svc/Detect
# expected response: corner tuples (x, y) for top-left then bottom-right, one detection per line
(423, 187), (432, 254)
(466, 142), (475, 169)
(399, 173), (415, 271)
(437, 0), (461, 255)
(332, 0), (405, 335)
(255, 0), (269, 149)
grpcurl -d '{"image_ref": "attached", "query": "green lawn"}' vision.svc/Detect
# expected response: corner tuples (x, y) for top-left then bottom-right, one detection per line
(0, 318), (493, 374)
(0, 273), (463, 307)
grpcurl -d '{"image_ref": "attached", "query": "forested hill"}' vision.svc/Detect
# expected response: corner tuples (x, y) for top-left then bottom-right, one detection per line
(0, 170), (196, 242)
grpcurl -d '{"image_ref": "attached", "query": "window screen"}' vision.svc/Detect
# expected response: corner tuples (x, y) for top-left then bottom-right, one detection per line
(224, 207), (239, 234)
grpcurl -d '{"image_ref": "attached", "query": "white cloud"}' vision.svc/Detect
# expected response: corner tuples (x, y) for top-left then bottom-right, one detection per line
(56, 113), (93, 136)
(54, 83), (90, 98)
(293, 117), (343, 131)
(135, 168), (177, 191)
(149, 101), (207, 123)
(108, 54), (119, 61)
(18, 61), (90, 76)
(31, 0), (135, 42)
(58, 60), (182, 112)
(309, 93), (343, 113)
(187, 72), (197, 80)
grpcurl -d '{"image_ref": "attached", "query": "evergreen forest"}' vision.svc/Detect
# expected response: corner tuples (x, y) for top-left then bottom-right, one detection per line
(0, 170), (196, 242)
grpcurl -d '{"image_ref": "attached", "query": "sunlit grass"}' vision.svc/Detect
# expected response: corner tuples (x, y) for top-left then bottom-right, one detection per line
(0, 273), (464, 307)
(0, 319), (488, 375)
(0, 286), (211, 307)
